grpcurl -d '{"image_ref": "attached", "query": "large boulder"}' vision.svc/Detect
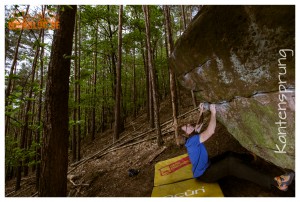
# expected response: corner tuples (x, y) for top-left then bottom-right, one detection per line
(216, 91), (295, 170)
(171, 5), (295, 170)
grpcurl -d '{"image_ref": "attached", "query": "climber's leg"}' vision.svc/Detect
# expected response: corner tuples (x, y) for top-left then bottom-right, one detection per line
(197, 151), (277, 190)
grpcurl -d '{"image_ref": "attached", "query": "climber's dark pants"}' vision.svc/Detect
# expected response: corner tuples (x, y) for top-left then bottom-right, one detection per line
(197, 151), (277, 189)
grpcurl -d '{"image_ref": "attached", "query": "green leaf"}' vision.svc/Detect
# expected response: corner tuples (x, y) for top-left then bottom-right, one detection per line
(66, 5), (73, 10)
(69, 120), (75, 126)
(76, 120), (84, 125)
(61, 5), (73, 12)
(15, 12), (23, 17)
(25, 97), (35, 101)
(33, 39), (40, 49)
(63, 54), (77, 59)
(28, 160), (37, 167)
(39, 42), (47, 47)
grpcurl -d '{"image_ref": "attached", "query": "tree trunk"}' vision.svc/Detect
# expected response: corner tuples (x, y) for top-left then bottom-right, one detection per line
(5, 7), (29, 159)
(163, 5), (179, 145)
(160, 40), (167, 99)
(77, 6), (81, 161)
(101, 58), (106, 132)
(122, 51), (127, 125)
(143, 5), (163, 146)
(198, 5), (202, 12)
(107, 5), (117, 100)
(35, 25), (45, 189)
(181, 5), (187, 30)
(132, 46), (137, 118)
(26, 94), (37, 174)
(39, 5), (76, 197)
(149, 63), (154, 128)
(144, 39), (154, 128)
(91, 21), (98, 141)
(141, 44), (150, 121)
(72, 11), (78, 162)
(87, 76), (91, 136)
(5, 6), (29, 106)
(189, 6), (193, 24)
(114, 5), (123, 142)
(15, 29), (42, 191)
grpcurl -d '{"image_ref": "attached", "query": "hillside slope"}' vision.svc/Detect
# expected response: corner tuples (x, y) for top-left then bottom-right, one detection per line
(5, 91), (295, 197)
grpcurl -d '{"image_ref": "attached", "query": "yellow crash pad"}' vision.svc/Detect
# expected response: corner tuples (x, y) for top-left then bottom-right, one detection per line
(152, 153), (224, 197)
(154, 153), (193, 186)
(151, 178), (224, 197)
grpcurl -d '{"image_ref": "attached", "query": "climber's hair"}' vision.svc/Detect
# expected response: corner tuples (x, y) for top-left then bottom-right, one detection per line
(177, 123), (197, 145)
(177, 134), (187, 146)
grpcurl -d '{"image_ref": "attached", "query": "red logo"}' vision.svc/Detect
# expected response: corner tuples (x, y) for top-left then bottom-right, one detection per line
(159, 156), (191, 176)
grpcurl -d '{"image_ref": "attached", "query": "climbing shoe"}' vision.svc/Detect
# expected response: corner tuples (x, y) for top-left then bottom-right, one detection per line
(275, 172), (295, 191)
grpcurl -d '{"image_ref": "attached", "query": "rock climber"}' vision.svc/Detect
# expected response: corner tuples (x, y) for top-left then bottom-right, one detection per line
(177, 103), (295, 191)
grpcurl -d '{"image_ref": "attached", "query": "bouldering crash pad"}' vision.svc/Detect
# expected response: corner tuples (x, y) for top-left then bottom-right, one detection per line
(152, 178), (224, 197)
(154, 153), (192, 186)
(152, 154), (223, 197)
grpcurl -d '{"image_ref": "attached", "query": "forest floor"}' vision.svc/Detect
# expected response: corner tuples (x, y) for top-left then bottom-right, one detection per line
(5, 90), (295, 197)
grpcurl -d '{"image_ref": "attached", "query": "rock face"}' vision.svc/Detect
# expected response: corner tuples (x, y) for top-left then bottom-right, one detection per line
(171, 6), (295, 170)
(216, 91), (295, 170)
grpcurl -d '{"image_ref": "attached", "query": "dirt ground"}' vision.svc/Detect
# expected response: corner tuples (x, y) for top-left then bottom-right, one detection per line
(5, 91), (295, 197)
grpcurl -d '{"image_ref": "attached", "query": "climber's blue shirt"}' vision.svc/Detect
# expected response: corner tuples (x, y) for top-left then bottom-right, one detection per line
(185, 135), (209, 178)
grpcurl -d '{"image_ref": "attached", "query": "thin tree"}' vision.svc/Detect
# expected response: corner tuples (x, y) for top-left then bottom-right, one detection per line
(72, 10), (78, 162)
(15, 29), (42, 191)
(114, 5), (123, 142)
(141, 23), (154, 128)
(5, 6), (29, 106)
(148, 54), (154, 128)
(132, 6), (151, 122)
(181, 5), (187, 30)
(143, 44), (154, 127)
(107, 5), (117, 100)
(77, 6), (81, 161)
(163, 5), (179, 145)
(39, 5), (77, 197)
(91, 21), (98, 141)
(5, 6), (30, 144)
(132, 46), (137, 118)
(36, 26), (45, 189)
(143, 5), (163, 146)
(101, 56), (106, 133)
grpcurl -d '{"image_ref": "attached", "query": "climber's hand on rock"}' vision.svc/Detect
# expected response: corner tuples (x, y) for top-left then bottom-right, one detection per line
(210, 104), (216, 115)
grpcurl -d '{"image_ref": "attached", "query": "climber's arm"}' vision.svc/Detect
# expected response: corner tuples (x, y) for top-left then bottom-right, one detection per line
(200, 104), (216, 143)
(195, 103), (204, 133)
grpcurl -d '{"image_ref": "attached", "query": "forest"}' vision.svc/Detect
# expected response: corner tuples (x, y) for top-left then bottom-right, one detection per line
(5, 5), (201, 196)
(4, 5), (295, 197)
